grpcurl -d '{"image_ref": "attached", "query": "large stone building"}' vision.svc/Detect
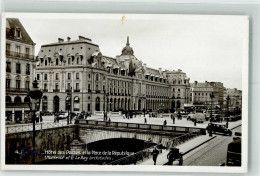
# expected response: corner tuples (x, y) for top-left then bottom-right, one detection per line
(35, 36), (190, 114)
(224, 88), (242, 110)
(5, 18), (36, 122)
(190, 81), (225, 110)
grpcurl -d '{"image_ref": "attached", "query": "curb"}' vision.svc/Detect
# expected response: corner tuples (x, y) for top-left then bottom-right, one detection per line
(231, 124), (241, 130)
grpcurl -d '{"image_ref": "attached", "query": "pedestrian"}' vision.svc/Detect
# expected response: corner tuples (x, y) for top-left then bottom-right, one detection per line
(108, 118), (111, 122)
(173, 117), (175, 124)
(194, 119), (197, 126)
(167, 149), (174, 165)
(123, 114), (126, 119)
(220, 117), (223, 123)
(144, 118), (147, 124)
(163, 120), (167, 126)
(152, 147), (159, 165)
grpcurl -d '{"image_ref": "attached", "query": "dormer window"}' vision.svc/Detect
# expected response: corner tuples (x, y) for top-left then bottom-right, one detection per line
(16, 28), (21, 38)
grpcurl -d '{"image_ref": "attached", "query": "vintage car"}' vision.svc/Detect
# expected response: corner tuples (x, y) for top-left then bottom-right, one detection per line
(206, 123), (232, 136)
(187, 113), (206, 123)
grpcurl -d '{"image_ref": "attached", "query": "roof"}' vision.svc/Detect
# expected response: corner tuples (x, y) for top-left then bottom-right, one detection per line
(42, 39), (99, 47)
(6, 18), (35, 45)
(190, 82), (213, 88)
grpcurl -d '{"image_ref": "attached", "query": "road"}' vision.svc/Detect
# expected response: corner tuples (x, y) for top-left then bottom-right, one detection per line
(182, 126), (241, 166)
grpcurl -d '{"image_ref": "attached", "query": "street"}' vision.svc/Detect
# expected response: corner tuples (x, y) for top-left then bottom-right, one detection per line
(183, 126), (241, 166)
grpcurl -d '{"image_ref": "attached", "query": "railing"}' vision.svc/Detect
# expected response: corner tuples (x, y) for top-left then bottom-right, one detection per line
(6, 121), (68, 134)
(106, 130), (201, 165)
(6, 88), (29, 93)
(6, 102), (29, 108)
(53, 89), (60, 92)
(74, 89), (80, 92)
(76, 119), (206, 134)
(6, 50), (35, 60)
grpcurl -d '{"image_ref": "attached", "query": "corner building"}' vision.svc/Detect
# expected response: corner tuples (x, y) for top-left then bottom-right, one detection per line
(5, 18), (36, 122)
(36, 36), (190, 114)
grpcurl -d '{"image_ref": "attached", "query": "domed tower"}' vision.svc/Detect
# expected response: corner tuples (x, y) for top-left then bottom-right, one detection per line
(121, 36), (134, 55)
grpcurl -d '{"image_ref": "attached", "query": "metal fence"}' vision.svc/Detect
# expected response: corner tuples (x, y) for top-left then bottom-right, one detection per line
(106, 130), (201, 165)
(6, 121), (68, 134)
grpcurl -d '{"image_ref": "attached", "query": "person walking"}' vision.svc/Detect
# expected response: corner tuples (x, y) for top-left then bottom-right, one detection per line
(173, 116), (175, 124)
(152, 147), (159, 165)
(144, 118), (147, 124)
(167, 149), (174, 165)
(163, 120), (167, 126)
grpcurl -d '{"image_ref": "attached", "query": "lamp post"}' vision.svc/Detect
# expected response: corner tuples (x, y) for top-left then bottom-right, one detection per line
(209, 92), (215, 137)
(66, 87), (72, 125)
(27, 78), (43, 164)
(226, 95), (230, 128)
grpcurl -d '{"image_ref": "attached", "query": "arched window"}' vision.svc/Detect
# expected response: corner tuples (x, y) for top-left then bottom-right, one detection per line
(95, 97), (100, 111)
(45, 59), (48, 66)
(173, 79), (176, 84)
(74, 96), (80, 111)
(24, 96), (30, 103)
(56, 58), (59, 65)
(68, 58), (71, 65)
(14, 96), (21, 103)
(77, 58), (79, 64)
(6, 96), (11, 103)
(42, 96), (48, 111)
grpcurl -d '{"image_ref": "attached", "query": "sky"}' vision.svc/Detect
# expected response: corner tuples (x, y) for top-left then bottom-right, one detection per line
(17, 14), (248, 90)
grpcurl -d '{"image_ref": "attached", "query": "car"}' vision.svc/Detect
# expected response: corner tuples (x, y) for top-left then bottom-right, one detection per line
(187, 113), (206, 123)
(206, 123), (232, 136)
(187, 113), (195, 121)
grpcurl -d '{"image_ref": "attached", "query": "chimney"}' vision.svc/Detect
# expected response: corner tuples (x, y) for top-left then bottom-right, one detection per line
(79, 35), (92, 41)
(143, 63), (147, 68)
(67, 37), (71, 42)
(159, 68), (162, 72)
(195, 81), (198, 85)
(58, 38), (64, 43)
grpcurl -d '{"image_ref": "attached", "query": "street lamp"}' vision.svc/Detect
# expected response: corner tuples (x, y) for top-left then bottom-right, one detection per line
(27, 78), (43, 164)
(66, 87), (72, 125)
(209, 92), (215, 137)
(226, 95), (230, 128)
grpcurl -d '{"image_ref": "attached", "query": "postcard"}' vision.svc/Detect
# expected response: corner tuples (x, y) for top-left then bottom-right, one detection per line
(1, 13), (248, 173)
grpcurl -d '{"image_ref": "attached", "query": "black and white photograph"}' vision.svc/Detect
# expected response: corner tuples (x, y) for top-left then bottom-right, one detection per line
(1, 13), (248, 173)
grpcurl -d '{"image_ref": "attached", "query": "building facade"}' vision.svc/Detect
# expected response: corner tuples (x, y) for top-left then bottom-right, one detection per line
(5, 18), (36, 122)
(224, 88), (242, 110)
(35, 36), (190, 114)
(190, 81), (225, 110)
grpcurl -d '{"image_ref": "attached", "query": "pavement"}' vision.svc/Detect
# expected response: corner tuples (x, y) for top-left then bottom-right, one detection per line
(138, 135), (215, 165)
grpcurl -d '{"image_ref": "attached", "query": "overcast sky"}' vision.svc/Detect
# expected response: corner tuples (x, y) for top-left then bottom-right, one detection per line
(17, 14), (248, 90)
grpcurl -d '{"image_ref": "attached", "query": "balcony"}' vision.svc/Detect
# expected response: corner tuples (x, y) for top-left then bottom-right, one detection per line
(88, 89), (91, 93)
(16, 70), (21, 74)
(6, 50), (35, 61)
(6, 102), (29, 108)
(53, 89), (60, 92)
(6, 88), (29, 93)
(42, 89), (48, 92)
(26, 71), (30, 75)
(96, 90), (101, 93)
(74, 89), (80, 92)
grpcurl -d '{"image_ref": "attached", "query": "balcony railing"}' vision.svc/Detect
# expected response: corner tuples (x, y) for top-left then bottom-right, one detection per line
(6, 88), (29, 93)
(6, 102), (29, 108)
(6, 50), (35, 60)
(96, 90), (101, 93)
(88, 89), (91, 93)
(74, 89), (80, 92)
(42, 89), (48, 92)
(26, 71), (30, 75)
(6, 68), (11, 73)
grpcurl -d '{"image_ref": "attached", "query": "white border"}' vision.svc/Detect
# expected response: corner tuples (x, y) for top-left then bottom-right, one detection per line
(0, 12), (249, 173)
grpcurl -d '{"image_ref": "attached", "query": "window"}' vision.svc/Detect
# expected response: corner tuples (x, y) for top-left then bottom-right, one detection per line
(96, 74), (99, 81)
(76, 73), (79, 79)
(6, 79), (10, 88)
(88, 84), (91, 90)
(68, 73), (71, 80)
(15, 45), (20, 54)
(56, 73), (59, 80)
(6, 62), (11, 72)
(16, 63), (21, 74)
(44, 74), (47, 80)
(55, 84), (59, 90)
(6, 43), (10, 51)
(45, 60), (48, 66)
(25, 81), (30, 90)
(26, 64), (30, 75)
(25, 48), (30, 57)
(173, 88), (175, 92)
(37, 74), (40, 80)
(178, 89), (180, 92)
(56, 58), (59, 65)
(16, 80), (20, 89)
(44, 83), (47, 90)
(76, 83), (79, 90)
(68, 58), (71, 65)
(77, 58), (79, 64)
(16, 29), (21, 38)
(67, 83), (71, 90)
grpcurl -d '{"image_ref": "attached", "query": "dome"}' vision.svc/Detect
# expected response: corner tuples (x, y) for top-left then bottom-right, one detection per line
(121, 36), (134, 55)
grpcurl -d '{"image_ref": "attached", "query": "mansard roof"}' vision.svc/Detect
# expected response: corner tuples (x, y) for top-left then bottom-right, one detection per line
(6, 18), (35, 45)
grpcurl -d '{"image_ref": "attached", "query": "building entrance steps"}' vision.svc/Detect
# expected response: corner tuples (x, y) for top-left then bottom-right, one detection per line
(137, 135), (215, 165)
